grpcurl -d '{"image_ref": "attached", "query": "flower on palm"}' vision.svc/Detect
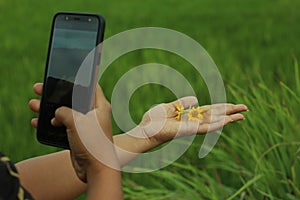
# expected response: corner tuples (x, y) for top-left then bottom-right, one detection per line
(175, 104), (207, 121)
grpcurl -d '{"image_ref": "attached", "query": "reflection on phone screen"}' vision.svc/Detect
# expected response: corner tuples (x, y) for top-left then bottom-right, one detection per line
(45, 16), (99, 109)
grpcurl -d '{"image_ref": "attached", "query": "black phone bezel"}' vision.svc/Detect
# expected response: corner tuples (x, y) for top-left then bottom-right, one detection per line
(37, 12), (105, 149)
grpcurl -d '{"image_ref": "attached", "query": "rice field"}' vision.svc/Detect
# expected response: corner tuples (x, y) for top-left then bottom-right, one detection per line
(0, 0), (299, 199)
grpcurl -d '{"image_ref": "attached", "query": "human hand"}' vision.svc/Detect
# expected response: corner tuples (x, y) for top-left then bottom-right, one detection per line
(28, 82), (104, 128)
(52, 85), (119, 182)
(128, 96), (248, 145)
(28, 83), (248, 165)
(29, 83), (110, 132)
(52, 85), (123, 199)
(28, 82), (43, 128)
(29, 83), (118, 180)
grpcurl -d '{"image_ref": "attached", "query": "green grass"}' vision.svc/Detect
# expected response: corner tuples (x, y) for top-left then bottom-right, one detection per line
(0, 0), (300, 199)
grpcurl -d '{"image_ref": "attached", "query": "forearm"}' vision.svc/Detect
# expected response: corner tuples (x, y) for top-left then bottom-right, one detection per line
(86, 168), (123, 200)
(16, 150), (86, 200)
(16, 130), (159, 199)
(114, 128), (160, 166)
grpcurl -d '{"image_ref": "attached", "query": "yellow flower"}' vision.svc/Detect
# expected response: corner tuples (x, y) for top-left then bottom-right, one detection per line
(175, 104), (184, 120)
(175, 111), (181, 120)
(188, 106), (204, 121)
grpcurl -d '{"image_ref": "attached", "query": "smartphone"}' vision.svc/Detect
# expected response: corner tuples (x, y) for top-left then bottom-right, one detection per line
(37, 12), (105, 149)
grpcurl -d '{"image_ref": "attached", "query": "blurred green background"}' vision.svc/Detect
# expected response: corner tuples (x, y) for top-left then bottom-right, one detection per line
(0, 0), (299, 199)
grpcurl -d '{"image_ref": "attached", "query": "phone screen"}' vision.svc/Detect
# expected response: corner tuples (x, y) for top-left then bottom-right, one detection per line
(45, 14), (100, 107)
(37, 13), (105, 148)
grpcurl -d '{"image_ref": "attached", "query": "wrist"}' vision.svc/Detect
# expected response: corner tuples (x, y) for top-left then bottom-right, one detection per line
(85, 150), (121, 182)
(87, 165), (119, 181)
(71, 145), (121, 183)
(127, 126), (163, 152)
(86, 166), (123, 200)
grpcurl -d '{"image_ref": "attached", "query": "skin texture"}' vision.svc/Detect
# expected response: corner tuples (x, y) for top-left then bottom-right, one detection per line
(38, 85), (123, 199)
(16, 83), (248, 200)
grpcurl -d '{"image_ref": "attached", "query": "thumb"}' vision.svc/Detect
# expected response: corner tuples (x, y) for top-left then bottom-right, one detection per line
(53, 106), (77, 130)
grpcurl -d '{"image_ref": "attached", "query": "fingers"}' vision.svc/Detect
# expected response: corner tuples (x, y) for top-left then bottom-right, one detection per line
(167, 99), (247, 119)
(201, 103), (248, 116)
(29, 83), (43, 129)
(225, 104), (248, 115)
(31, 118), (38, 128)
(29, 99), (40, 113)
(201, 110), (246, 124)
(201, 114), (228, 124)
(179, 109), (245, 135)
(229, 113), (245, 121)
(29, 83), (42, 117)
(29, 99), (40, 129)
(197, 113), (245, 134)
(209, 114), (241, 130)
(200, 112), (244, 126)
(33, 82), (43, 96)
(198, 116), (233, 133)
(52, 106), (77, 129)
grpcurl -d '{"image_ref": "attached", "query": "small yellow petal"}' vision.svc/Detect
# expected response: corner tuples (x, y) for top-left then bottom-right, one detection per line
(175, 111), (181, 120)
(198, 114), (204, 119)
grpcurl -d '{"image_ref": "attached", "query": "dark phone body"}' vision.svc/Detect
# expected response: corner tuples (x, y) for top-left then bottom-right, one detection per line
(37, 12), (105, 149)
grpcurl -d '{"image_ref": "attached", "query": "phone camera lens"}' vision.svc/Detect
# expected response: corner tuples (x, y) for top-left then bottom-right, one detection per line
(88, 18), (92, 22)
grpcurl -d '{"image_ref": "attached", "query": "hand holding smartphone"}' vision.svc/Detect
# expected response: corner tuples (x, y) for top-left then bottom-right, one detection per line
(37, 12), (105, 148)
